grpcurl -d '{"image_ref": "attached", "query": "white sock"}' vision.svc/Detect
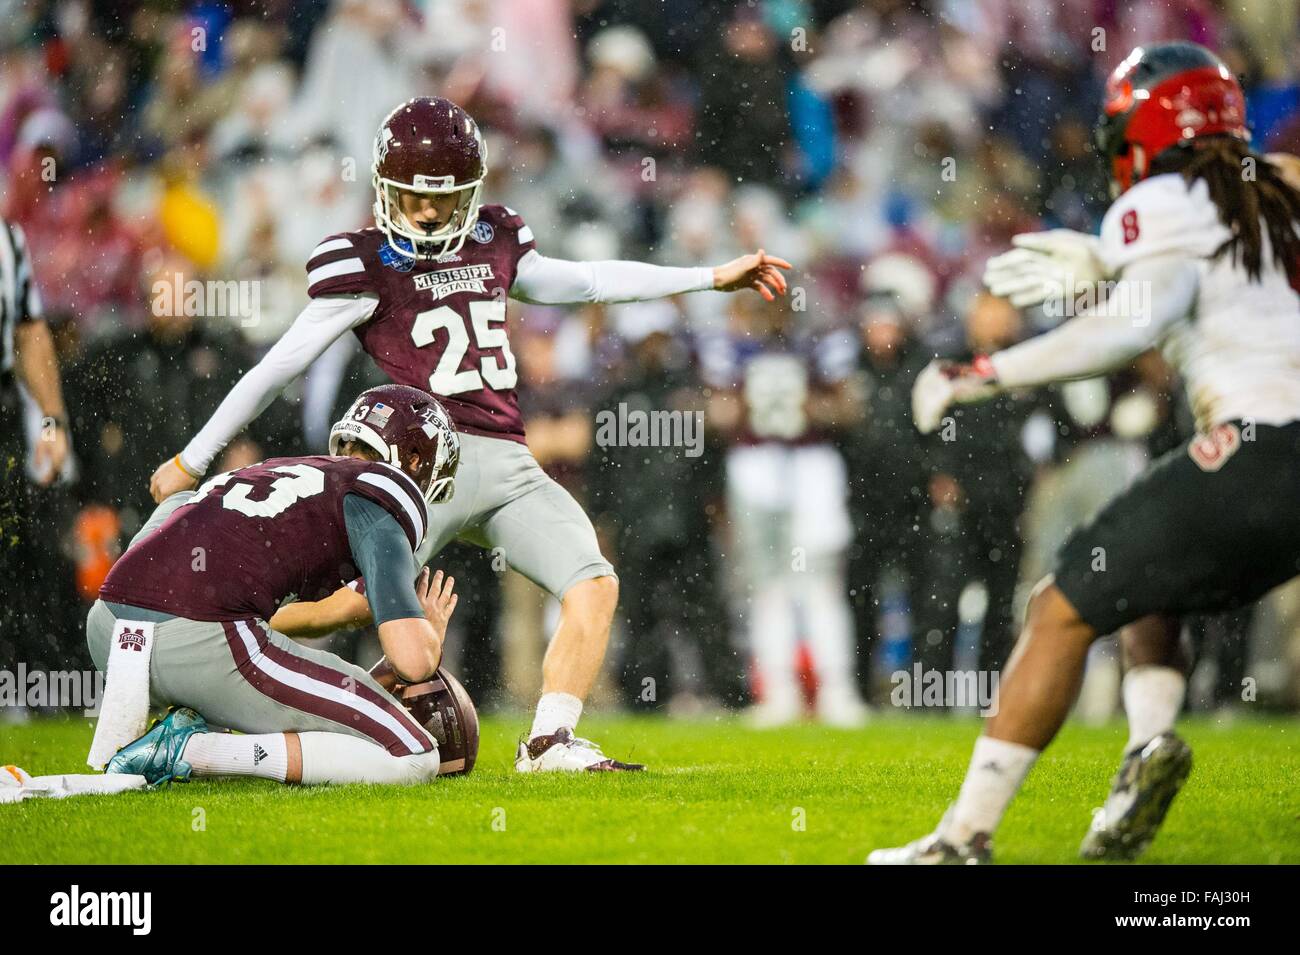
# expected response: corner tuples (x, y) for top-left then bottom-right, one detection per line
(298, 732), (439, 785)
(944, 736), (1040, 843)
(1123, 665), (1186, 753)
(530, 692), (583, 740)
(182, 732), (289, 782)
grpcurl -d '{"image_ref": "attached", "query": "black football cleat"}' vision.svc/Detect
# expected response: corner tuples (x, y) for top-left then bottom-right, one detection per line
(1080, 732), (1192, 861)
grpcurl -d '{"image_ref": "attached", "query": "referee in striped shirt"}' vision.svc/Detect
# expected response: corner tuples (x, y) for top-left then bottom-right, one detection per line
(1, 217), (70, 667)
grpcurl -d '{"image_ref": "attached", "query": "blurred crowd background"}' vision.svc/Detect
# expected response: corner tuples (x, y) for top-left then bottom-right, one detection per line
(4, 0), (1300, 720)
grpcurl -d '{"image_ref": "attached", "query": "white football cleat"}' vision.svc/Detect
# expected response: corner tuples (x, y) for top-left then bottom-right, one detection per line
(869, 806), (992, 864)
(867, 830), (992, 865)
(514, 728), (645, 773)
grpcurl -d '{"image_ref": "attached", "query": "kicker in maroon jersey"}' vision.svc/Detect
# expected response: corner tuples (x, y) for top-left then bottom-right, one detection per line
(305, 204), (536, 443)
(100, 455), (428, 622)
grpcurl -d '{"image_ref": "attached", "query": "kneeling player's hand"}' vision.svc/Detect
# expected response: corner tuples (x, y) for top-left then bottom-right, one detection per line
(418, 568), (459, 642)
(150, 456), (200, 503)
(911, 357), (1000, 434)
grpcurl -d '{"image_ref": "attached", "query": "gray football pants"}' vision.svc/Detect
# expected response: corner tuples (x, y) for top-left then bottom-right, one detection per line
(86, 600), (435, 757)
(416, 433), (614, 598)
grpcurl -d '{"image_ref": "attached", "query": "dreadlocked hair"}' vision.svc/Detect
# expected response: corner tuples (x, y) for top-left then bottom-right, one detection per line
(1151, 135), (1300, 283)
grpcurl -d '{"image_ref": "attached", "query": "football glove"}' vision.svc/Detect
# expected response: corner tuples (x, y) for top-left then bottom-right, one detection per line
(912, 356), (1000, 435)
(983, 229), (1108, 309)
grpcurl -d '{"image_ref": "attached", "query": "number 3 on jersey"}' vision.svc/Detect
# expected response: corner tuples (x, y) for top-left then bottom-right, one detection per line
(412, 300), (517, 395)
(190, 463), (326, 518)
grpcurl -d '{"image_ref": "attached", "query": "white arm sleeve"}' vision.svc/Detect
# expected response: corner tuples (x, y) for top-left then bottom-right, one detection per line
(180, 293), (379, 474)
(990, 255), (1198, 389)
(510, 248), (714, 304)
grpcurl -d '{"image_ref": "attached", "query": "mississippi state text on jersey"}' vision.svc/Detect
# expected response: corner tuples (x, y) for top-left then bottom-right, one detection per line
(304, 204), (536, 443)
(100, 455), (427, 621)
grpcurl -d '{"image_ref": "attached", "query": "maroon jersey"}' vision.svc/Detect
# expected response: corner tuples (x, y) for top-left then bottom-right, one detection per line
(305, 204), (536, 443)
(100, 455), (428, 622)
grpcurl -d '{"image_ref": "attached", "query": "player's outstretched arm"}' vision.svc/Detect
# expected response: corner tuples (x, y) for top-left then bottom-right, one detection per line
(270, 584), (373, 639)
(983, 230), (1109, 309)
(912, 254), (1197, 434)
(711, 249), (792, 301)
(148, 294), (379, 503)
(509, 248), (791, 305)
(986, 254), (1196, 387)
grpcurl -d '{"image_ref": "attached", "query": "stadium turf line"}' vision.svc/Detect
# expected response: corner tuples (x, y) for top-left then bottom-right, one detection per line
(1, 715), (1295, 864)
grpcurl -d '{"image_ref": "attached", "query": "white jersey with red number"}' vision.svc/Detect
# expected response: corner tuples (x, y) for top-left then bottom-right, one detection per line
(1098, 173), (1300, 431)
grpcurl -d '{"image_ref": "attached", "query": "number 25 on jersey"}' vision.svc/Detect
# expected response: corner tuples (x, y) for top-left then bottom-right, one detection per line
(412, 299), (517, 395)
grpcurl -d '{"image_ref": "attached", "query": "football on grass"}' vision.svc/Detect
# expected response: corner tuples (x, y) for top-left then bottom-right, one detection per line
(369, 661), (480, 776)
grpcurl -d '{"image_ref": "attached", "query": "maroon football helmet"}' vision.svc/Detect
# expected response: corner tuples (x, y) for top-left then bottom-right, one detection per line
(372, 96), (487, 261)
(329, 384), (460, 504)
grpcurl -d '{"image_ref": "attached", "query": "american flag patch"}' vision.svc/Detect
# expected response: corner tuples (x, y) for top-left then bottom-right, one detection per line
(366, 402), (394, 429)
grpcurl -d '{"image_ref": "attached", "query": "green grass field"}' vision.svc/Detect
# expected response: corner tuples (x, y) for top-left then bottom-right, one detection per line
(2, 714), (1296, 864)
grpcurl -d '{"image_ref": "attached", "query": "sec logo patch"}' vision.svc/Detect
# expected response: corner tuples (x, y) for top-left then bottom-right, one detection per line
(379, 239), (415, 272)
(471, 220), (494, 244)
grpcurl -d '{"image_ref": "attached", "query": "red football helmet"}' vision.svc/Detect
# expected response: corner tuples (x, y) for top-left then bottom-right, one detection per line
(1096, 42), (1249, 196)
(372, 96), (487, 261)
(329, 384), (460, 505)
